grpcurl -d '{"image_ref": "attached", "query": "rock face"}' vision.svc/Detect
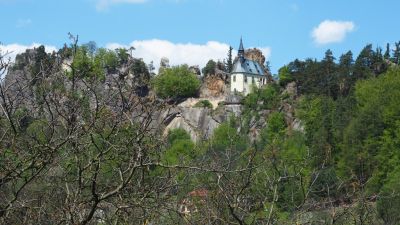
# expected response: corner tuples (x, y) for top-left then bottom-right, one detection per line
(189, 65), (201, 76)
(162, 96), (243, 142)
(163, 106), (220, 142)
(244, 48), (266, 69)
(283, 81), (297, 97)
(199, 69), (229, 98)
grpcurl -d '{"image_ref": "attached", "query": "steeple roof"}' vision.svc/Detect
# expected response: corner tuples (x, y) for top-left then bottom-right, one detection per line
(239, 37), (244, 52)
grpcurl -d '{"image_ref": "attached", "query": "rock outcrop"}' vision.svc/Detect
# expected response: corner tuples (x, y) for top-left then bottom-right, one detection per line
(244, 48), (266, 70)
(162, 95), (243, 142)
(199, 69), (229, 98)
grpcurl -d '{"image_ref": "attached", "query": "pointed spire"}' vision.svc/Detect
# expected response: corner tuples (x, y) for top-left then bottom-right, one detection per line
(238, 37), (245, 62)
(239, 37), (244, 52)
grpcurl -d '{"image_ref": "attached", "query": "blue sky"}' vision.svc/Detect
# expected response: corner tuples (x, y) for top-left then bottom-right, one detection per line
(1, 0), (400, 73)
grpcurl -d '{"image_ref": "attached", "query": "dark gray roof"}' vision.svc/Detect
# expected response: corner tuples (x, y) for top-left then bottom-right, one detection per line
(231, 58), (265, 76)
(239, 38), (244, 52)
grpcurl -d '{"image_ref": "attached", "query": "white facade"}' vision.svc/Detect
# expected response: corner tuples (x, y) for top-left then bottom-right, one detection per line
(230, 73), (267, 95)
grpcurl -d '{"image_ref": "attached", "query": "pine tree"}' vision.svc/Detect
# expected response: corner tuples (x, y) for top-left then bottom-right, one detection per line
(338, 51), (353, 96)
(321, 49), (337, 98)
(354, 44), (374, 81)
(393, 41), (400, 65)
(384, 43), (391, 60)
(226, 46), (233, 73)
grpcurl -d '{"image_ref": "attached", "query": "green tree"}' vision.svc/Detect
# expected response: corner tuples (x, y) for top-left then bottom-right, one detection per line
(392, 41), (400, 65)
(211, 119), (247, 153)
(278, 65), (293, 87)
(384, 43), (391, 60)
(338, 68), (400, 193)
(377, 166), (400, 225)
(163, 129), (195, 165)
(202, 59), (216, 76)
(226, 46), (233, 73)
(152, 65), (200, 99)
(337, 51), (354, 96)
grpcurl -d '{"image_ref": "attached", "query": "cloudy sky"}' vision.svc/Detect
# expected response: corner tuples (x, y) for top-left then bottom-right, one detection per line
(1, 0), (400, 73)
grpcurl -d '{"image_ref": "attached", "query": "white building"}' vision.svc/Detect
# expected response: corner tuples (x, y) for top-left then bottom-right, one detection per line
(230, 38), (267, 95)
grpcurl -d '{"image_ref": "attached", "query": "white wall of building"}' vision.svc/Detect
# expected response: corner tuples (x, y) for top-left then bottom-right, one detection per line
(230, 73), (267, 95)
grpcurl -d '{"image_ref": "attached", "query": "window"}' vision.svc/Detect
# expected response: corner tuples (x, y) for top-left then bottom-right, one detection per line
(233, 75), (236, 82)
(244, 76), (248, 83)
(252, 76), (255, 84)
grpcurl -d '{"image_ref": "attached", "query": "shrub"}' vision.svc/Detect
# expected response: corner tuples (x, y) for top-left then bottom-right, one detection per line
(152, 65), (200, 99)
(194, 100), (213, 109)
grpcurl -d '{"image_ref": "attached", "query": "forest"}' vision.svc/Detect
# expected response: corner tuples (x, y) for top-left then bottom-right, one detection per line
(1, 37), (400, 224)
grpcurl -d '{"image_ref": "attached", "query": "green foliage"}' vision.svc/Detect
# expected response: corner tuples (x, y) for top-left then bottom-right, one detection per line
(243, 84), (280, 111)
(297, 95), (336, 168)
(377, 166), (400, 225)
(339, 68), (400, 192)
(284, 43), (395, 99)
(152, 65), (200, 99)
(226, 46), (233, 73)
(95, 48), (119, 72)
(193, 99), (213, 109)
(211, 119), (247, 152)
(163, 129), (195, 165)
(116, 48), (129, 64)
(278, 65), (294, 87)
(259, 112), (286, 145)
(71, 46), (105, 81)
(202, 59), (216, 76)
(167, 128), (191, 145)
(26, 120), (51, 145)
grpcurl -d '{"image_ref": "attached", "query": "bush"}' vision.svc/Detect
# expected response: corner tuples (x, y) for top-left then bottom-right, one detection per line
(278, 65), (294, 87)
(377, 167), (400, 225)
(163, 129), (195, 165)
(152, 65), (200, 99)
(71, 46), (105, 81)
(243, 84), (280, 110)
(202, 59), (216, 76)
(211, 120), (247, 152)
(167, 128), (191, 145)
(194, 100), (213, 109)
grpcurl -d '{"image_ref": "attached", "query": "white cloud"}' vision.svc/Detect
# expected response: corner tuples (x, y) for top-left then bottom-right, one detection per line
(312, 20), (355, 45)
(96, 0), (147, 11)
(106, 39), (271, 72)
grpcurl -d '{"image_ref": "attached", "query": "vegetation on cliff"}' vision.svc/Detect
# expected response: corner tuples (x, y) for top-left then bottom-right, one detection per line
(1, 39), (400, 224)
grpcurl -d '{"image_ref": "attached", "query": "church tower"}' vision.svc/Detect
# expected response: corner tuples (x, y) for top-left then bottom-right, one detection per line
(238, 37), (245, 62)
(230, 38), (267, 95)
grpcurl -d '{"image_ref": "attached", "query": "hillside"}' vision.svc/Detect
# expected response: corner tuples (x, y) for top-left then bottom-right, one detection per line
(1, 41), (400, 225)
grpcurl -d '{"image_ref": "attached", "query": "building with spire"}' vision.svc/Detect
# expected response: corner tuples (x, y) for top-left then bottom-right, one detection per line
(230, 38), (267, 95)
